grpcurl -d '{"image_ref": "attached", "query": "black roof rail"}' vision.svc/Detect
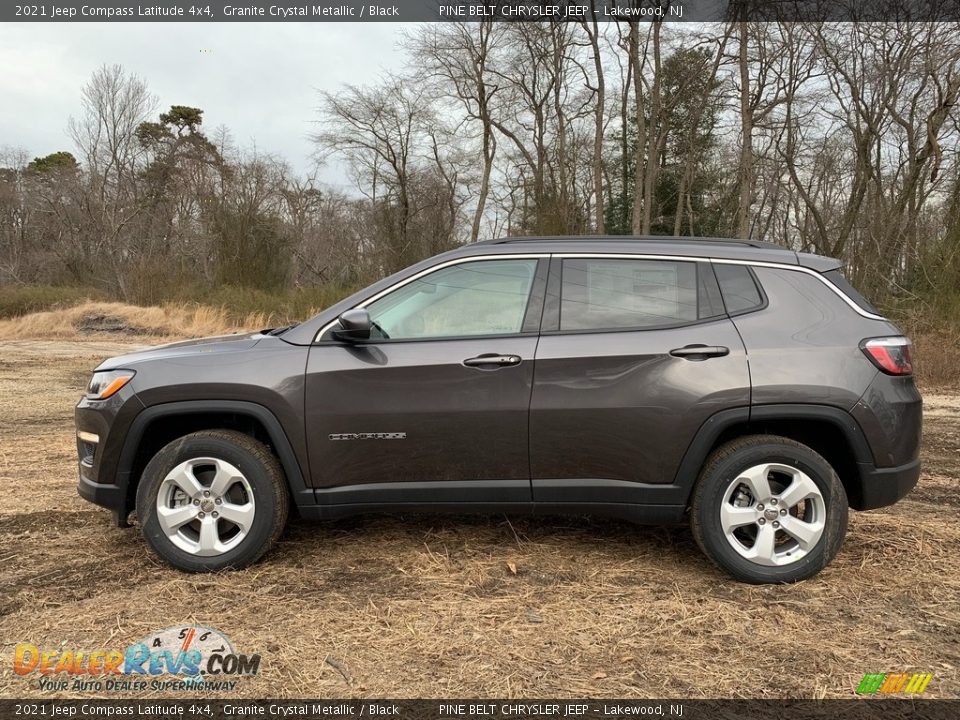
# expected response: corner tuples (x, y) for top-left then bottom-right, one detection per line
(477, 235), (785, 251)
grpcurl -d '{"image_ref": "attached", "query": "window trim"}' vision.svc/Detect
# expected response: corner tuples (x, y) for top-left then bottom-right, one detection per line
(698, 261), (727, 320)
(313, 250), (885, 343)
(710, 257), (885, 320)
(314, 254), (548, 343)
(554, 253), (884, 322)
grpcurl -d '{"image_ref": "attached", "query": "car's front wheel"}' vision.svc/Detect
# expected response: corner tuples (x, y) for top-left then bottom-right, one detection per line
(136, 430), (289, 572)
(690, 434), (848, 584)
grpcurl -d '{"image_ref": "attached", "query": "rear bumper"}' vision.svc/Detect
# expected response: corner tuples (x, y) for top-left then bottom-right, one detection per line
(848, 371), (921, 511)
(853, 457), (921, 510)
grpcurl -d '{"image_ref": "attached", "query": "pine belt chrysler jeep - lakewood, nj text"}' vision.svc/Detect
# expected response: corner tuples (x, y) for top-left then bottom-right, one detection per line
(76, 236), (922, 583)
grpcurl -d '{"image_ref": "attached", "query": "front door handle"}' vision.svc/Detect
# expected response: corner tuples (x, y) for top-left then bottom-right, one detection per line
(463, 354), (522, 368)
(669, 344), (730, 360)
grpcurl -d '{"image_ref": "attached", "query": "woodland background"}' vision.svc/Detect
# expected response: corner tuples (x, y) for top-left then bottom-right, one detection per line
(2, 21), (959, 359)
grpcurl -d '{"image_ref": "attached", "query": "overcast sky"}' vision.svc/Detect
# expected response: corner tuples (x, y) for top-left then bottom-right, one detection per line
(0, 23), (408, 186)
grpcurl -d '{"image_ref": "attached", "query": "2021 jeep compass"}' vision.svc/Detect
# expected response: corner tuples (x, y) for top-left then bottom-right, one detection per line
(76, 236), (922, 583)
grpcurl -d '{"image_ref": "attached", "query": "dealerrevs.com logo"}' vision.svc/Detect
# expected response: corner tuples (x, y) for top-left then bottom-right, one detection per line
(13, 625), (260, 692)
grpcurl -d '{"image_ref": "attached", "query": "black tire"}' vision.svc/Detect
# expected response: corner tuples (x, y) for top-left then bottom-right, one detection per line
(136, 430), (289, 572)
(690, 434), (848, 584)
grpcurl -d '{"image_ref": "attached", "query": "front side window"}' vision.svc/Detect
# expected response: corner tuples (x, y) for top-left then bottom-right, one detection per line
(362, 259), (538, 340)
(560, 258), (699, 331)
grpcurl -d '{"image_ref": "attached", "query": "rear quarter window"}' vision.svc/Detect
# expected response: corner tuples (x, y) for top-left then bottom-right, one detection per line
(713, 263), (765, 315)
(822, 269), (879, 314)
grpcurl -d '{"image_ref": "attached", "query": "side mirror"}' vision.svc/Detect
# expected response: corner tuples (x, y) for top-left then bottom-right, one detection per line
(332, 308), (372, 342)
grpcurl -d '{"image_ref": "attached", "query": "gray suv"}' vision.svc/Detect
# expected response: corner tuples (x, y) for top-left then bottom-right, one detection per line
(75, 236), (922, 583)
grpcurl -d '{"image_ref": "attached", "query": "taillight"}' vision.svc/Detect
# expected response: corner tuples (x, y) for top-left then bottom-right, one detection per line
(860, 337), (913, 376)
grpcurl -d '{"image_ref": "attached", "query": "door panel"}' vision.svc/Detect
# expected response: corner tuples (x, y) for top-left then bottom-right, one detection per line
(305, 337), (537, 494)
(530, 256), (750, 502)
(303, 257), (547, 500)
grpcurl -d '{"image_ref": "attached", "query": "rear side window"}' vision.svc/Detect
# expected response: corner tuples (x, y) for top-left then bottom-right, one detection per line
(559, 258), (699, 331)
(823, 269), (879, 314)
(714, 263), (764, 314)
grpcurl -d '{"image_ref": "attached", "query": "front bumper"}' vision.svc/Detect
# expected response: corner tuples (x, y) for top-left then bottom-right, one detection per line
(78, 464), (131, 527)
(75, 388), (143, 527)
(853, 457), (921, 510)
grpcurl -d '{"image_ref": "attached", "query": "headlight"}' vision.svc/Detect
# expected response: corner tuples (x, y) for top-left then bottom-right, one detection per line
(87, 370), (135, 399)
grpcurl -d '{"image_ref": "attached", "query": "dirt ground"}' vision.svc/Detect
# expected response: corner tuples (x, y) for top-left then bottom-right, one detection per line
(0, 338), (958, 700)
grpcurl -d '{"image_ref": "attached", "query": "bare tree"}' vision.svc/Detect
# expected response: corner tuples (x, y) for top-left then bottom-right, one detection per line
(62, 66), (157, 295)
(68, 64), (156, 206)
(413, 21), (502, 242)
(778, 22), (960, 294)
(316, 77), (429, 271)
(580, 2), (607, 233)
(735, 21), (754, 238)
(627, 21), (648, 235)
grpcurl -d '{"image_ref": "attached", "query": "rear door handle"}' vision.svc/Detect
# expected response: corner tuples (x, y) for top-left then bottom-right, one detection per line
(669, 344), (729, 360)
(463, 354), (522, 368)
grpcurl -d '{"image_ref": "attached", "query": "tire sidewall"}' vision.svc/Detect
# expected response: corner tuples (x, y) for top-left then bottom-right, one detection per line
(695, 442), (847, 583)
(137, 435), (280, 572)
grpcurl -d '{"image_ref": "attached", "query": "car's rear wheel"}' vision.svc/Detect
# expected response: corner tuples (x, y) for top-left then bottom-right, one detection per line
(690, 434), (848, 584)
(136, 430), (289, 572)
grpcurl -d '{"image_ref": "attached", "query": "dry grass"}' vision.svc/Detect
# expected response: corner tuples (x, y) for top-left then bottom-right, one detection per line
(4, 300), (958, 392)
(0, 340), (958, 700)
(912, 328), (960, 390)
(0, 301), (264, 340)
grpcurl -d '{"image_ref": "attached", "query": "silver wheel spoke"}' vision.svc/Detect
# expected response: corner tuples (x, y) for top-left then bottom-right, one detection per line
(157, 456), (255, 558)
(209, 461), (240, 497)
(736, 464), (773, 502)
(197, 517), (222, 555)
(720, 462), (827, 568)
(748, 523), (778, 565)
(157, 503), (197, 532)
(779, 515), (825, 550)
(720, 504), (757, 532)
(776, 472), (821, 509)
(218, 501), (255, 533)
(167, 466), (205, 497)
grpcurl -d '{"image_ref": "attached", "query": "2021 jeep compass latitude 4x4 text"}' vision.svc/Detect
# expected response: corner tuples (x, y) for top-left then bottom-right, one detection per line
(76, 237), (921, 583)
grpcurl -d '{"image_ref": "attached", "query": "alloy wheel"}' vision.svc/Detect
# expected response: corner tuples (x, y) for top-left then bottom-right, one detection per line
(719, 463), (826, 567)
(156, 457), (256, 557)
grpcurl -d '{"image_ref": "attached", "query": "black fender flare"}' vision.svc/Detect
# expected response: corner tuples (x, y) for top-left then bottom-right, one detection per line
(672, 403), (874, 505)
(116, 400), (314, 512)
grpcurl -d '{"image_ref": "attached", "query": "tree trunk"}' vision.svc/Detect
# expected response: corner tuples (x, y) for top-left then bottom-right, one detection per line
(586, 5), (606, 234)
(737, 21), (753, 239)
(641, 21), (663, 235)
(472, 126), (494, 242)
(629, 22), (647, 236)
